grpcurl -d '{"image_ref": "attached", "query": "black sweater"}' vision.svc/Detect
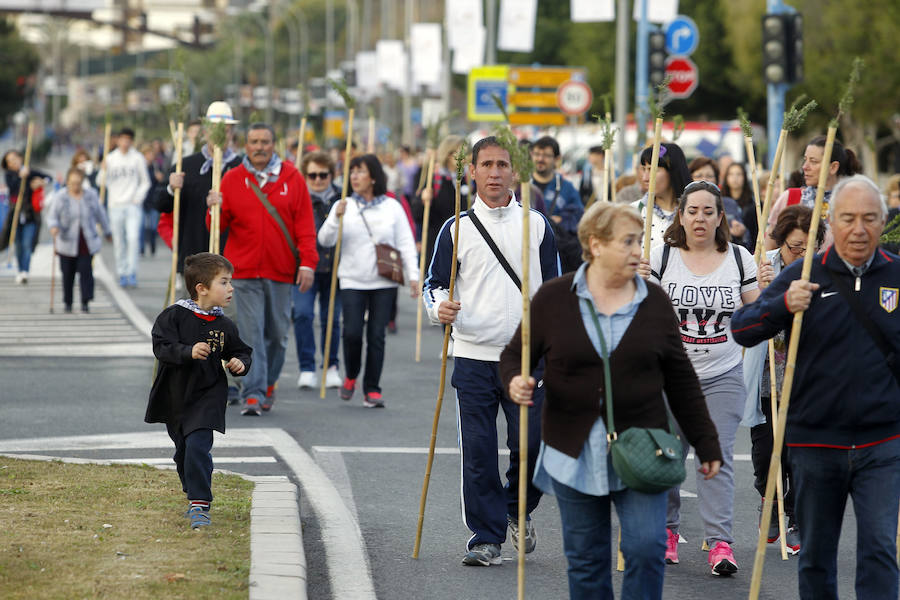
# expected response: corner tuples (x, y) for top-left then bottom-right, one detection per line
(146, 305), (252, 435)
(500, 272), (722, 463)
(154, 152), (241, 272)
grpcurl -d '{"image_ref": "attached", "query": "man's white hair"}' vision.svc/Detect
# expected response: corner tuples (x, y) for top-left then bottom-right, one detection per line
(829, 174), (888, 221)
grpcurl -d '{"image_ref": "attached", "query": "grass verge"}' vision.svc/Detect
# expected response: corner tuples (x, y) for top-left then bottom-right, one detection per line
(0, 457), (252, 599)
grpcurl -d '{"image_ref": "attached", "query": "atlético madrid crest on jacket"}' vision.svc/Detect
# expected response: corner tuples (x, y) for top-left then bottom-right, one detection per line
(880, 287), (898, 313)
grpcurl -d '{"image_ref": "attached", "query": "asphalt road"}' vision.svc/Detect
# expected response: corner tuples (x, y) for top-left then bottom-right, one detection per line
(0, 186), (863, 599)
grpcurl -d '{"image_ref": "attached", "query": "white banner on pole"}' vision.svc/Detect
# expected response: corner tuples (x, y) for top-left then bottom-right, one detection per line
(446, 0), (483, 51)
(497, 0), (537, 53)
(571, 0), (615, 22)
(452, 26), (485, 74)
(355, 51), (378, 94)
(376, 40), (407, 89)
(632, 0), (679, 24)
(411, 23), (442, 88)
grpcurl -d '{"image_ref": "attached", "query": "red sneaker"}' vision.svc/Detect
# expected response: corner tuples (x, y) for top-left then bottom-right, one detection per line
(709, 541), (738, 576)
(665, 528), (679, 564)
(340, 378), (356, 401)
(363, 391), (385, 408)
(241, 397), (261, 416)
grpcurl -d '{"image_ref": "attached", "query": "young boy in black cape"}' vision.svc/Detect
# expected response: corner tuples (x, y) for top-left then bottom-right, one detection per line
(146, 252), (252, 529)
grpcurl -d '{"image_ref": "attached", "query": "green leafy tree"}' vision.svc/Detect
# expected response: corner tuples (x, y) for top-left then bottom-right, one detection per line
(0, 18), (39, 131)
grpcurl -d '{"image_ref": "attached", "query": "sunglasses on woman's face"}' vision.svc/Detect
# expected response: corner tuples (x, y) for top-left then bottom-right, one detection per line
(306, 171), (331, 180)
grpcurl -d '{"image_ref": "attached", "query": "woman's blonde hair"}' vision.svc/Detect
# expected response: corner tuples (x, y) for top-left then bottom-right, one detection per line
(437, 135), (465, 169)
(577, 202), (643, 261)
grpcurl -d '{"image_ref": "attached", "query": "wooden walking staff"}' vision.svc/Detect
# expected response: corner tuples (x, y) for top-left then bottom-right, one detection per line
(293, 117), (307, 169)
(6, 121), (34, 266)
(320, 79), (357, 399)
(98, 122), (112, 208)
(367, 108), (376, 154)
(753, 96), (818, 264)
(414, 146), (437, 362)
(740, 108), (789, 560)
(208, 146), (224, 253)
(166, 123), (185, 306)
(641, 117), (663, 259)
(412, 145), (468, 559)
(749, 58), (861, 600)
(49, 237), (57, 313)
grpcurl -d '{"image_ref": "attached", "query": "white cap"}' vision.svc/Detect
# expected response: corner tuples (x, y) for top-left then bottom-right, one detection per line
(205, 101), (239, 124)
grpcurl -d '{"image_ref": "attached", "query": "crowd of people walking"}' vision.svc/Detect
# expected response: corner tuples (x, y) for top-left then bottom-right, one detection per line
(3, 99), (898, 600)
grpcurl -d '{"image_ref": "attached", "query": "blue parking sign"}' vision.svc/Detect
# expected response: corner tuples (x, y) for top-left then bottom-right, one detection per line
(475, 81), (508, 114)
(665, 16), (699, 56)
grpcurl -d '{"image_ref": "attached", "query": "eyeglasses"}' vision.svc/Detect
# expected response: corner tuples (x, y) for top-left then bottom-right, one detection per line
(530, 151), (556, 160)
(785, 242), (807, 255)
(682, 180), (721, 197)
(306, 172), (331, 180)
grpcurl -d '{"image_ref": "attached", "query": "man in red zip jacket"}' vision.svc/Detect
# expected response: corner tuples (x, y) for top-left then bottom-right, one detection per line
(207, 123), (318, 416)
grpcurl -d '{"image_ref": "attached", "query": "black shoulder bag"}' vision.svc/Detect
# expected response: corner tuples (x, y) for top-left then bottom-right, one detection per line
(584, 298), (686, 493)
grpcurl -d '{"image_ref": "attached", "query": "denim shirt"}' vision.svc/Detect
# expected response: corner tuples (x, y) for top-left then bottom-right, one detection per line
(532, 262), (648, 497)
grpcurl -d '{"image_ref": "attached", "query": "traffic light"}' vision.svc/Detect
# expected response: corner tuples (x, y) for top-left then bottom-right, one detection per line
(648, 30), (667, 87)
(762, 12), (803, 85)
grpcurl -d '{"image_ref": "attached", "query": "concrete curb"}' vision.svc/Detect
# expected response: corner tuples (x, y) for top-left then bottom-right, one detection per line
(0, 454), (307, 599)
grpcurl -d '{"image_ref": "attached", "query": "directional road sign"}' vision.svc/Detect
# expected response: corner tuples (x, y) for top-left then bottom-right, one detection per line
(665, 15), (700, 56)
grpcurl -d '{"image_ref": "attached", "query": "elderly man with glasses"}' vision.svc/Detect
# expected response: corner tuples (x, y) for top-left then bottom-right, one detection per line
(733, 175), (900, 600)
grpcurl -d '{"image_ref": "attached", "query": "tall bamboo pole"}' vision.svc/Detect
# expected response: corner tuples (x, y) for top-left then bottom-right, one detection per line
(753, 130), (787, 264)
(367, 115), (376, 153)
(49, 237), (57, 313)
(98, 123), (112, 209)
(414, 152), (436, 362)
(166, 123), (185, 306)
(412, 146), (467, 559)
(641, 118), (663, 259)
(294, 117), (307, 169)
(208, 145), (223, 253)
(748, 126), (836, 599)
(320, 107), (356, 398)
(6, 121), (34, 266)
(517, 179), (531, 600)
(744, 131), (789, 560)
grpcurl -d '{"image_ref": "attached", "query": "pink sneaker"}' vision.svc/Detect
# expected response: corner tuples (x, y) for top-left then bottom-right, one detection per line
(665, 528), (679, 564)
(708, 541), (738, 576)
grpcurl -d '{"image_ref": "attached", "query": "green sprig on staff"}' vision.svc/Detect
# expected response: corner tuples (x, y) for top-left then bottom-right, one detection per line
(832, 57), (863, 128)
(454, 143), (468, 180)
(738, 107), (752, 138)
(327, 78), (357, 110)
(671, 115), (685, 142)
(491, 93), (511, 123)
(648, 75), (672, 121)
(782, 95), (818, 132)
(206, 119), (228, 149)
(492, 125), (531, 185)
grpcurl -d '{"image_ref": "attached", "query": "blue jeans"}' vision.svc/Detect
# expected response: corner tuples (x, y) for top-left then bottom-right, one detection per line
(341, 287), (395, 393)
(552, 479), (667, 600)
(167, 424), (214, 502)
(291, 272), (341, 372)
(790, 437), (900, 600)
(108, 203), (142, 277)
(233, 278), (293, 401)
(15, 221), (36, 272)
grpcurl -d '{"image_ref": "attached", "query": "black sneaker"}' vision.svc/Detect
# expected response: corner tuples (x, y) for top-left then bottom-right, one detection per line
(462, 543), (502, 566)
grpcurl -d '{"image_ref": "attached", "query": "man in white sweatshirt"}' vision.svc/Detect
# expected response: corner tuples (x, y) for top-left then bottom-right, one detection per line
(103, 127), (151, 287)
(423, 136), (560, 567)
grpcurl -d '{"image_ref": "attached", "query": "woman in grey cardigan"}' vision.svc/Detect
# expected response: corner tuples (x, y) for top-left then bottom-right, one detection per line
(47, 167), (111, 313)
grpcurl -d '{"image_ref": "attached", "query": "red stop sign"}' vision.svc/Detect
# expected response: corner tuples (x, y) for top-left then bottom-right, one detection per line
(664, 56), (699, 99)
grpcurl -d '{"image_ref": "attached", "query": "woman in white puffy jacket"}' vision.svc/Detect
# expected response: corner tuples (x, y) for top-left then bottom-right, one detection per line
(318, 154), (418, 408)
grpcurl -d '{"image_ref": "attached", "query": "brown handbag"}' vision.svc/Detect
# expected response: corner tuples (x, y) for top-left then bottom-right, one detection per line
(357, 202), (405, 285)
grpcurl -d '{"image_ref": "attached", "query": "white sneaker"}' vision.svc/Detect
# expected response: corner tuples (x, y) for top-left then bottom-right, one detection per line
(325, 366), (342, 388)
(297, 371), (317, 389)
(15, 272), (25, 284)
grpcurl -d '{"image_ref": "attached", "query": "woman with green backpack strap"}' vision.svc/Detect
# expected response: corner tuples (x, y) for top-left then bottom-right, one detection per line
(501, 201), (721, 600)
